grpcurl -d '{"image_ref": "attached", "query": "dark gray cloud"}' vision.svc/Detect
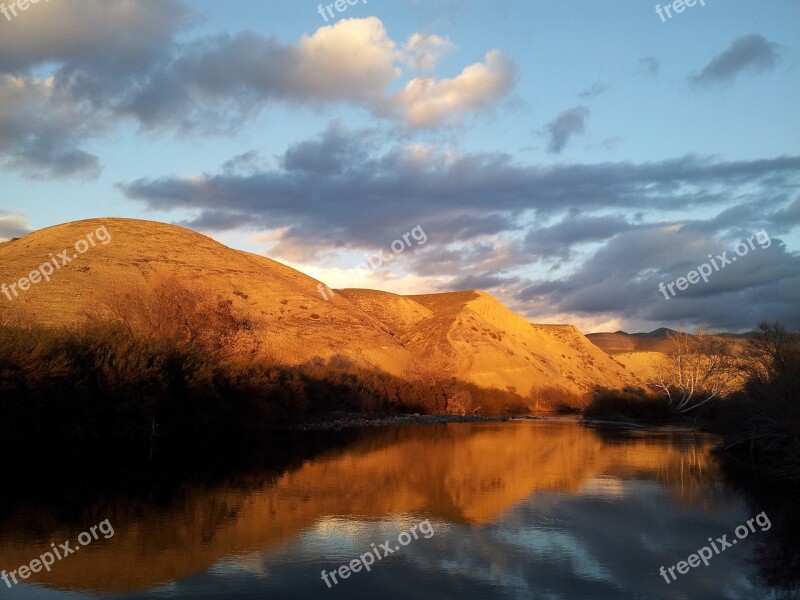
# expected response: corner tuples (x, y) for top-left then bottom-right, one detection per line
(0, 0), (190, 178)
(578, 83), (608, 99)
(0, 75), (104, 179)
(282, 124), (377, 176)
(524, 215), (635, 259)
(520, 227), (800, 330)
(121, 126), (800, 245)
(0, 0), (191, 75)
(689, 34), (779, 88)
(120, 126), (800, 329)
(545, 106), (589, 154)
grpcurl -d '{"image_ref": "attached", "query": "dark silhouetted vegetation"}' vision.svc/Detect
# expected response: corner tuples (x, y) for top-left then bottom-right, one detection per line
(582, 322), (800, 483)
(0, 321), (531, 441)
(529, 385), (588, 414)
(707, 322), (800, 483)
(583, 386), (677, 424)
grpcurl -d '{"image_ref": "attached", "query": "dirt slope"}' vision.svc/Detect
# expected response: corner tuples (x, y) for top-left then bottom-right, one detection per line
(586, 332), (673, 354)
(339, 289), (639, 395)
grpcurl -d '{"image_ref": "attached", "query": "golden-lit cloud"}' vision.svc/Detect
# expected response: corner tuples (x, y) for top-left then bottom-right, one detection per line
(394, 50), (516, 127)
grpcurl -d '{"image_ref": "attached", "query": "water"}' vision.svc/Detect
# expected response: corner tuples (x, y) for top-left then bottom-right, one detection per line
(0, 421), (796, 599)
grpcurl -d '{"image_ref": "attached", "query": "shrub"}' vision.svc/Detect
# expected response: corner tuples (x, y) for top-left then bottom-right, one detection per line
(529, 385), (588, 413)
(583, 387), (676, 424)
(711, 322), (800, 482)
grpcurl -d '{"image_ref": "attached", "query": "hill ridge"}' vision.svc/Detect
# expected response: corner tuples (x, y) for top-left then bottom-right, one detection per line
(2, 218), (640, 396)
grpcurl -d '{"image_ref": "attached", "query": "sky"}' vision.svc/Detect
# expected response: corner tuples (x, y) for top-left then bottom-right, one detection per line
(0, 0), (798, 333)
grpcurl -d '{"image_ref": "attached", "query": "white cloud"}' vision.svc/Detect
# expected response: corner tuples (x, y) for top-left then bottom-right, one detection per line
(0, 214), (31, 241)
(393, 50), (516, 127)
(285, 261), (451, 296)
(294, 17), (401, 103)
(404, 33), (456, 71)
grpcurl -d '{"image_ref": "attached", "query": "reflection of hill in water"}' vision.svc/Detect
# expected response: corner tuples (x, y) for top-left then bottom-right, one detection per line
(0, 422), (721, 594)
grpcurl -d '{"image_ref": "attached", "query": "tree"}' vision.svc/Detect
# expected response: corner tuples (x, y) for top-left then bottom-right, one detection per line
(720, 322), (800, 482)
(650, 328), (740, 412)
(741, 321), (800, 404)
(446, 390), (480, 415)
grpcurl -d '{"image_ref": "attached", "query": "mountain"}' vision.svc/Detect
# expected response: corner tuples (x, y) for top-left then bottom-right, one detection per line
(587, 329), (753, 382)
(340, 289), (636, 395)
(0, 218), (640, 397)
(630, 328), (678, 338)
(585, 332), (674, 355)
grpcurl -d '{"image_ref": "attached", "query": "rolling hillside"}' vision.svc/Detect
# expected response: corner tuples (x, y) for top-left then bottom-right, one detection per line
(1, 218), (640, 397)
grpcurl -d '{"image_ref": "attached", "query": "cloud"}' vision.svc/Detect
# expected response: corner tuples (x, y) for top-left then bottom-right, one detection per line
(0, 0), (190, 177)
(393, 50), (516, 127)
(545, 106), (589, 154)
(524, 215), (635, 259)
(281, 122), (376, 175)
(0, 75), (102, 179)
(578, 83), (608, 99)
(120, 126), (800, 246)
(520, 226), (800, 331)
(0, 8), (515, 178)
(0, 213), (31, 241)
(121, 19), (513, 130)
(404, 33), (457, 71)
(221, 150), (266, 176)
(0, 0), (191, 74)
(689, 34), (779, 88)
(119, 124), (800, 329)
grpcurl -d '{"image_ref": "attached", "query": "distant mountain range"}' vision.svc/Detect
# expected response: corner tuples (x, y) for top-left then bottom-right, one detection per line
(588, 328), (755, 356)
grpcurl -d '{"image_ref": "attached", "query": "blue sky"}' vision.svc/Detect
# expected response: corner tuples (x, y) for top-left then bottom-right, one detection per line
(1, 0), (798, 332)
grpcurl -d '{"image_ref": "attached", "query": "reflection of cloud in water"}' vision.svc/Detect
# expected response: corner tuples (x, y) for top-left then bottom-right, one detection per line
(579, 475), (628, 499)
(496, 527), (613, 584)
(443, 480), (769, 599)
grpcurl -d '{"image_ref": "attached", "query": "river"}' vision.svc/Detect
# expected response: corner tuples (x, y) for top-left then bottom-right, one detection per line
(0, 421), (795, 599)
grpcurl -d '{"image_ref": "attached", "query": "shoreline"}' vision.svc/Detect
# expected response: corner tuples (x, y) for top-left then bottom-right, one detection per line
(281, 412), (712, 433)
(281, 412), (582, 431)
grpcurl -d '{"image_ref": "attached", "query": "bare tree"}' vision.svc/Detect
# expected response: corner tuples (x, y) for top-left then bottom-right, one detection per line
(741, 321), (800, 403)
(650, 327), (740, 412)
(446, 390), (480, 415)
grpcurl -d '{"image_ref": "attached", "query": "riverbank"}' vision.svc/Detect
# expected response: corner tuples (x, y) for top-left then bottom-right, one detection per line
(282, 412), (580, 430)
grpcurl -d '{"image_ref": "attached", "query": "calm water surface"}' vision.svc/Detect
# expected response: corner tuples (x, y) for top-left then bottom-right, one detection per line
(0, 421), (795, 599)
